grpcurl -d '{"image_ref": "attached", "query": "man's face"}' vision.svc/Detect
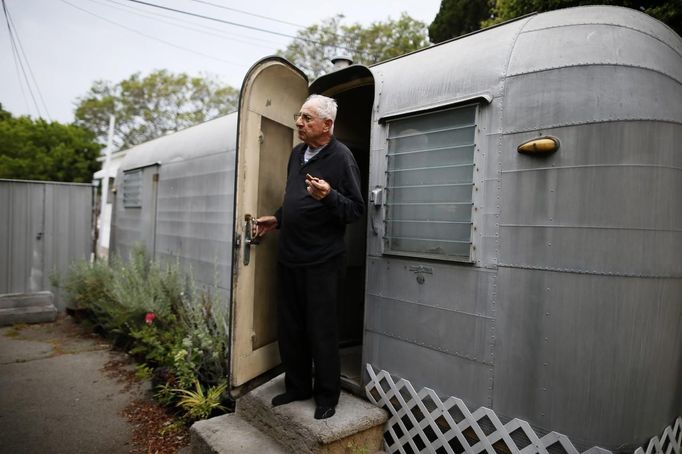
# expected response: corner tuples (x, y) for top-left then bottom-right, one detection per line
(295, 101), (331, 146)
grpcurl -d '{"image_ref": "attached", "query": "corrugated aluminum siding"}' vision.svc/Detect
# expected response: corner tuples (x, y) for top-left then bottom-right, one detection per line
(494, 6), (682, 448)
(113, 114), (237, 295)
(154, 151), (235, 291)
(363, 5), (682, 449)
(0, 180), (93, 310)
(363, 8), (524, 411)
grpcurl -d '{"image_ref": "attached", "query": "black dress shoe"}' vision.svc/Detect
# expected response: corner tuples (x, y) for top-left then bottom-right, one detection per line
(314, 405), (335, 420)
(271, 393), (309, 407)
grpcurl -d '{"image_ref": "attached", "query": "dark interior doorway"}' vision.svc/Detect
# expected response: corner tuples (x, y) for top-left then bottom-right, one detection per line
(313, 75), (374, 395)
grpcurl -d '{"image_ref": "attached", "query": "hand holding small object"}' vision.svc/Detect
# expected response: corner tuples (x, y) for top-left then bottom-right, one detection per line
(305, 173), (331, 200)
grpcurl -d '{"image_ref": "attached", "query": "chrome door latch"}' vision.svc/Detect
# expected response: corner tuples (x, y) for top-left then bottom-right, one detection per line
(243, 214), (260, 265)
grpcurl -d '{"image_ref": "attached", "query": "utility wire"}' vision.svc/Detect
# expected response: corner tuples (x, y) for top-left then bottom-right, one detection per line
(8, 40), (31, 114)
(97, 0), (284, 49)
(125, 0), (357, 53)
(185, 0), (357, 54)
(2, 0), (51, 120)
(3, 8), (32, 114)
(58, 0), (247, 67)
(2, 1), (37, 116)
(186, 0), (306, 29)
(5, 3), (51, 120)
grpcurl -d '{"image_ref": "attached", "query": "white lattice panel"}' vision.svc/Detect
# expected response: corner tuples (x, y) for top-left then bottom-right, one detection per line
(635, 418), (682, 454)
(365, 365), (681, 454)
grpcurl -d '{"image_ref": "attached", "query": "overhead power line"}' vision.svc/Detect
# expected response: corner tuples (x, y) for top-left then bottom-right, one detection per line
(2, 0), (51, 120)
(97, 0), (284, 50)
(125, 0), (357, 53)
(186, 0), (306, 29)
(58, 0), (247, 67)
(2, 2), (32, 113)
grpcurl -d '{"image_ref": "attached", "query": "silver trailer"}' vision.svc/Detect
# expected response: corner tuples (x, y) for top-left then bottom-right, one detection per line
(112, 5), (681, 452)
(112, 114), (238, 294)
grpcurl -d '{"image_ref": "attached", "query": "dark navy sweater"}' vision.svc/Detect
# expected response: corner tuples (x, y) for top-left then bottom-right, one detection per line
(274, 137), (364, 266)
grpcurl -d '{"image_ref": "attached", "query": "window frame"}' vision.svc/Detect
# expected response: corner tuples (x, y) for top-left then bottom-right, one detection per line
(382, 103), (479, 263)
(122, 169), (143, 208)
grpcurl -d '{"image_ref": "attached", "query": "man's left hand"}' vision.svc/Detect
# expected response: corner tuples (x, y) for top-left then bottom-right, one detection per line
(306, 174), (331, 200)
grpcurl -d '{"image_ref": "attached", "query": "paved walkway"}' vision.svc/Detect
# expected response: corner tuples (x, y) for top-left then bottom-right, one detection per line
(0, 316), (149, 454)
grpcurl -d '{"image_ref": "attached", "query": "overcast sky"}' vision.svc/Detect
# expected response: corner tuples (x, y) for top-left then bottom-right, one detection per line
(1, 0), (442, 123)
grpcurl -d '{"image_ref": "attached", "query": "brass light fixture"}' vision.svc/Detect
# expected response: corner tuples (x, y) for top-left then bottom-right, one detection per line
(517, 136), (560, 155)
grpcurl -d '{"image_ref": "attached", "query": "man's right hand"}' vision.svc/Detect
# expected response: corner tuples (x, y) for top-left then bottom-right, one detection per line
(254, 215), (278, 238)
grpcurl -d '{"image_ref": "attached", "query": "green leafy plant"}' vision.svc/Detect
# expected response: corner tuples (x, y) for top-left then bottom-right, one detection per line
(62, 259), (115, 313)
(154, 382), (177, 407)
(174, 379), (227, 422)
(108, 246), (176, 322)
(62, 246), (232, 422)
(135, 363), (153, 380)
(128, 322), (187, 368)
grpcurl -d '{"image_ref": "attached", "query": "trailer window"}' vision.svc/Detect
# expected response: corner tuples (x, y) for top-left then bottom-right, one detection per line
(122, 169), (142, 208)
(385, 105), (476, 261)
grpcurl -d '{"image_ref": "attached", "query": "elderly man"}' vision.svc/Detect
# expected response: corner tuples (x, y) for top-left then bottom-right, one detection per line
(254, 94), (364, 419)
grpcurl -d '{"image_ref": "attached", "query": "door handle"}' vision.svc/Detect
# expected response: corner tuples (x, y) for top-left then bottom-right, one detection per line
(243, 214), (260, 265)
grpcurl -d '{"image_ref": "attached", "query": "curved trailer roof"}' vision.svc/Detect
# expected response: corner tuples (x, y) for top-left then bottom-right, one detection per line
(120, 113), (238, 171)
(369, 5), (681, 122)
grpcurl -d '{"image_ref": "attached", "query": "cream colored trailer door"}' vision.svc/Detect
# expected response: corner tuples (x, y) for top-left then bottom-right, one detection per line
(230, 58), (308, 397)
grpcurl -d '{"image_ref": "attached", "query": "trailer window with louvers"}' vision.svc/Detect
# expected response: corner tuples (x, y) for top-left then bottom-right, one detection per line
(122, 169), (142, 208)
(385, 105), (476, 261)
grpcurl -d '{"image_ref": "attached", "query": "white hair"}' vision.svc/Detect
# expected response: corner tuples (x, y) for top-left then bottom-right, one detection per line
(305, 94), (337, 133)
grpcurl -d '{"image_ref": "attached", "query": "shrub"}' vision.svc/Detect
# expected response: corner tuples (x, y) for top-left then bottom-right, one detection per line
(128, 323), (186, 368)
(107, 246), (179, 327)
(62, 246), (232, 422)
(62, 259), (115, 313)
(176, 286), (229, 387)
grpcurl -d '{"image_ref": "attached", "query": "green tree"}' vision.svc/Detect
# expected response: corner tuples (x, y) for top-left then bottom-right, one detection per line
(482, 0), (681, 35)
(279, 13), (431, 80)
(428, 0), (680, 42)
(74, 70), (239, 151)
(0, 104), (101, 183)
(429, 0), (492, 43)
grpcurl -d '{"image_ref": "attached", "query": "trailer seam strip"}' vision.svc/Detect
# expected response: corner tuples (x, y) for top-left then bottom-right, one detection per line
(498, 263), (682, 278)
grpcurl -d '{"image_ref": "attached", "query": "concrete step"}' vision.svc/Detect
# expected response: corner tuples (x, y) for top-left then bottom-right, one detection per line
(237, 375), (388, 454)
(190, 413), (289, 454)
(0, 291), (54, 309)
(190, 374), (388, 453)
(0, 292), (57, 326)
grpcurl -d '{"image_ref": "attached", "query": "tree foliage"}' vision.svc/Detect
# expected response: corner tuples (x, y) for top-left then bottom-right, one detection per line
(484, 0), (680, 34)
(429, 0), (491, 43)
(0, 104), (102, 183)
(430, 0), (681, 42)
(74, 70), (239, 151)
(279, 13), (431, 80)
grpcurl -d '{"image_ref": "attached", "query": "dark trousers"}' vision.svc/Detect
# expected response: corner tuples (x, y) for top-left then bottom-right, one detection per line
(277, 255), (343, 407)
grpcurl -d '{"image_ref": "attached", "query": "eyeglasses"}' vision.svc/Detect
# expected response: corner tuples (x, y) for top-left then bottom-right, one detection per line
(293, 112), (315, 122)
